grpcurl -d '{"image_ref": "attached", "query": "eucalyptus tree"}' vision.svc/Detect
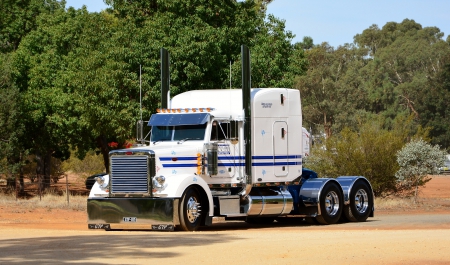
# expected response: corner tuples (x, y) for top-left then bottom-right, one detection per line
(294, 43), (368, 137)
(355, 19), (450, 143)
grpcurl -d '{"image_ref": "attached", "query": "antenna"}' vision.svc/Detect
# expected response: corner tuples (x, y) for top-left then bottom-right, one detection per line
(136, 64), (144, 145)
(140, 64), (142, 121)
(230, 61), (232, 89)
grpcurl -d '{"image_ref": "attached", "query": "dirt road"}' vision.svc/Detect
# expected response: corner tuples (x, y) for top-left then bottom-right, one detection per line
(1, 213), (450, 264)
(1, 176), (450, 264)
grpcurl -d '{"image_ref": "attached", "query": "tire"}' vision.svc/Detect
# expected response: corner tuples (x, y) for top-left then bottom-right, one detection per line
(178, 187), (203, 231)
(316, 181), (343, 225)
(344, 180), (373, 222)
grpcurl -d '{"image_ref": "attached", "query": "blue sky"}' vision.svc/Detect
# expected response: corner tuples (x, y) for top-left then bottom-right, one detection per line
(65, 0), (450, 48)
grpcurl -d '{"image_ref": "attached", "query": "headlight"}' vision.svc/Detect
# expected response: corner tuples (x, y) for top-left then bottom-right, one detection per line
(95, 176), (109, 190)
(95, 176), (105, 185)
(152, 176), (166, 191)
(155, 176), (165, 185)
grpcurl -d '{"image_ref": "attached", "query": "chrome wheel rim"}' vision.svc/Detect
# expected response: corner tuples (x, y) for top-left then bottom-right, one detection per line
(324, 191), (340, 216)
(186, 196), (201, 223)
(354, 189), (369, 214)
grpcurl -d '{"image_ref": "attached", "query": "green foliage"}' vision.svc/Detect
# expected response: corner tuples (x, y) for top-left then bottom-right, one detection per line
(295, 42), (369, 137)
(307, 122), (405, 196)
(61, 150), (105, 177)
(395, 139), (446, 200)
(0, 0), (63, 53)
(0, 53), (27, 179)
(417, 63), (450, 151)
(297, 18), (450, 152)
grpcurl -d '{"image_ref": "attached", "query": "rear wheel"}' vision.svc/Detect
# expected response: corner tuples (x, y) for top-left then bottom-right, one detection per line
(316, 181), (343, 225)
(344, 180), (373, 222)
(178, 187), (203, 231)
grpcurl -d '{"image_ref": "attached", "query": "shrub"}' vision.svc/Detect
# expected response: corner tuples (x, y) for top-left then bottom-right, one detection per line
(61, 150), (105, 177)
(307, 122), (405, 196)
(395, 139), (446, 201)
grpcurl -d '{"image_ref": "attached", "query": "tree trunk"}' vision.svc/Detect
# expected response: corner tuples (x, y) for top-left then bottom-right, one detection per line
(97, 135), (110, 174)
(36, 151), (44, 191)
(44, 151), (51, 189)
(36, 150), (52, 190)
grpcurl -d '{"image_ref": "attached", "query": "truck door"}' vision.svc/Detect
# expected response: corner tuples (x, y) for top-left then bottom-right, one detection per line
(273, 121), (288, 177)
(210, 120), (237, 178)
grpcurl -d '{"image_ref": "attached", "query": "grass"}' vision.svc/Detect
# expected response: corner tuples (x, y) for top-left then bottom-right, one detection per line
(0, 192), (87, 211)
(375, 197), (416, 210)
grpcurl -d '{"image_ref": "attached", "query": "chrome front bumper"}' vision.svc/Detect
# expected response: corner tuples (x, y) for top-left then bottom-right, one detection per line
(87, 198), (179, 231)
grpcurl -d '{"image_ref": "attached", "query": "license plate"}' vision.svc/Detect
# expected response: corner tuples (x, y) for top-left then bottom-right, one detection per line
(88, 224), (110, 230)
(123, 217), (137, 222)
(151, 224), (174, 231)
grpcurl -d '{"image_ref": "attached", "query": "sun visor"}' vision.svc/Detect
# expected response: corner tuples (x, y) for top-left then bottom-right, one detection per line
(148, 113), (210, 126)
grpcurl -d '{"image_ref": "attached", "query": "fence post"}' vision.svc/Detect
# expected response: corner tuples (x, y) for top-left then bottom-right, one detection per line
(15, 175), (18, 201)
(39, 174), (42, 201)
(66, 174), (69, 206)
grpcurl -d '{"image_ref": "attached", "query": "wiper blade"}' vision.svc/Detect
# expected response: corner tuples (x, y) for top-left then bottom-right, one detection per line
(152, 138), (171, 144)
(177, 138), (202, 144)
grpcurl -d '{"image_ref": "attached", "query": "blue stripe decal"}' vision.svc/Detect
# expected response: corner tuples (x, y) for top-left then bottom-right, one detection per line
(162, 161), (302, 168)
(218, 155), (301, 160)
(160, 154), (302, 168)
(252, 162), (302, 166)
(253, 155), (301, 159)
(160, 157), (197, 161)
(161, 155), (301, 161)
(161, 163), (198, 168)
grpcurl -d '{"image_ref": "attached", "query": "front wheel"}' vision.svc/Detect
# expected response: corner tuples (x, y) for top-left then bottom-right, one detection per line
(178, 187), (203, 231)
(316, 181), (343, 225)
(344, 180), (373, 222)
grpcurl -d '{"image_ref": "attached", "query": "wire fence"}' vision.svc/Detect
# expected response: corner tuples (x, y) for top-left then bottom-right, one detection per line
(0, 174), (89, 204)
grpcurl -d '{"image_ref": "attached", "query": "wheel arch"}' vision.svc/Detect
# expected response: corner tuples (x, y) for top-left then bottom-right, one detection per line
(336, 176), (374, 217)
(299, 178), (344, 216)
(173, 175), (214, 218)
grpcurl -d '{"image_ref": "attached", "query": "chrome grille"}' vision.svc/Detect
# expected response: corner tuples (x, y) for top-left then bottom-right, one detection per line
(110, 156), (149, 193)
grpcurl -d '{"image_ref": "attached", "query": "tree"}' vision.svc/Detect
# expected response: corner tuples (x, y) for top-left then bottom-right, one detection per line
(0, 0), (62, 53)
(297, 36), (314, 50)
(395, 139), (446, 201)
(294, 43), (369, 137)
(355, 19), (450, 145)
(417, 63), (450, 151)
(12, 3), (76, 188)
(0, 53), (27, 191)
(243, 15), (307, 89)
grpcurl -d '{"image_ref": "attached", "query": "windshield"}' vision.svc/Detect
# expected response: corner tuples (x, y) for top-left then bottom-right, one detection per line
(151, 124), (206, 142)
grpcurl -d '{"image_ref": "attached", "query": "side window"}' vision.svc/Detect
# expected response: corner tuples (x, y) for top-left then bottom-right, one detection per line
(211, 121), (227, 140)
(210, 120), (239, 141)
(229, 120), (238, 141)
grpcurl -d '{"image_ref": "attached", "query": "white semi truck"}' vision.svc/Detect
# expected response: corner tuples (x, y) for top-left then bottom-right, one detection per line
(87, 46), (374, 231)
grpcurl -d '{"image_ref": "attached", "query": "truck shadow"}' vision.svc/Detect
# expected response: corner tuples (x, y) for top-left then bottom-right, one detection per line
(202, 218), (380, 231)
(0, 233), (237, 264)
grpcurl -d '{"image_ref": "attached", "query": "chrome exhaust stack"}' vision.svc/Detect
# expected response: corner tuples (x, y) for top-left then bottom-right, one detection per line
(160, 48), (170, 109)
(240, 45), (252, 197)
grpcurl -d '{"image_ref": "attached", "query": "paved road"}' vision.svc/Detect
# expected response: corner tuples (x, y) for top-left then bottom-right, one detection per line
(1, 213), (450, 264)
